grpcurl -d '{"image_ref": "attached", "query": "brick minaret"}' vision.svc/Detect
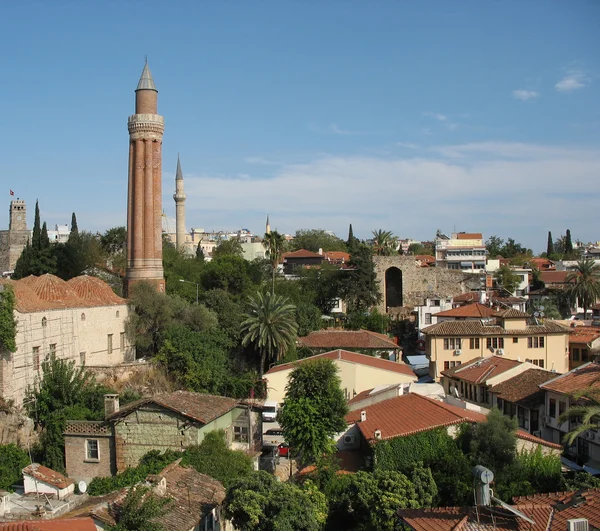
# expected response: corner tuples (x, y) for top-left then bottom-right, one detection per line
(173, 155), (186, 251)
(124, 61), (165, 296)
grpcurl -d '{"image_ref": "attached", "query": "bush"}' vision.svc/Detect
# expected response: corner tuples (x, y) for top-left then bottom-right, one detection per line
(0, 444), (29, 490)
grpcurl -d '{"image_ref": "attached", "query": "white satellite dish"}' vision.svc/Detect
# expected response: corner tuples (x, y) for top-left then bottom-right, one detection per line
(78, 481), (87, 494)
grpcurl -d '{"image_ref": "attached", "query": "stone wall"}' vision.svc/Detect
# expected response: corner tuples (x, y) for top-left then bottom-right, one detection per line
(373, 256), (480, 313)
(0, 409), (36, 447)
(86, 362), (152, 387)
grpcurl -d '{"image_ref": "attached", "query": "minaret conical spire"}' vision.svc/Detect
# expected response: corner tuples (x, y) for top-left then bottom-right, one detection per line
(136, 59), (157, 92)
(176, 154), (183, 181)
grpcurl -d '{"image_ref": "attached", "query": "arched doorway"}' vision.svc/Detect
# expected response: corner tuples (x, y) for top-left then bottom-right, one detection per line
(385, 267), (403, 309)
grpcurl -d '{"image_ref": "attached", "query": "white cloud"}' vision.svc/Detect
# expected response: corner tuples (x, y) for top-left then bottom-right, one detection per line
(555, 69), (590, 92)
(162, 141), (600, 251)
(512, 89), (539, 101)
(397, 142), (418, 149)
(423, 111), (447, 122)
(329, 123), (361, 135)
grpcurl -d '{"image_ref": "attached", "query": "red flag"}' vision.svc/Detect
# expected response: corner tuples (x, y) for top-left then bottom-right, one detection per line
(9, 189), (14, 196)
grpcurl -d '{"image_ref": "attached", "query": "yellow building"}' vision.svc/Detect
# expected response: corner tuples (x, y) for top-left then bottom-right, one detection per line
(422, 309), (570, 380)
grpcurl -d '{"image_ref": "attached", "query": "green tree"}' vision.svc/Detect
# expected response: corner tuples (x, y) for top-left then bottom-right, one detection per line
(263, 230), (285, 294)
(55, 231), (104, 280)
(292, 229), (347, 253)
(371, 229), (395, 256)
(547, 231), (554, 257)
(565, 228), (574, 258)
(32, 200), (41, 251)
(344, 309), (389, 334)
(240, 291), (298, 377)
(340, 243), (380, 312)
(202, 256), (263, 296)
(202, 289), (245, 340)
(181, 430), (253, 487)
(13, 201), (56, 278)
(41, 222), (50, 248)
(100, 226), (127, 255)
(494, 265), (522, 295)
(559, 384), (600, 446)
(500, 237), (530, 259)
(195, 243), (205, 262)
(213, 237), (244, 259)
(107, 486), (172, 531)
(485, 235), (504, 258)
(566, 258), (600, 319)
(346, 223), (359, 253)
(70, 212), (79, 239)
(279, 359), (348, 464)
(0, 444), (30, 490)
(224, 471), (327, 531)
(0, 286), (17, 353)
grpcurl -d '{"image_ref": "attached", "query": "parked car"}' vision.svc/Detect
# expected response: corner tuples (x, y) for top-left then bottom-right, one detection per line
(263, 428), (285, 447)
(262, 401), (278, 422)
(278, 442), (290, 458)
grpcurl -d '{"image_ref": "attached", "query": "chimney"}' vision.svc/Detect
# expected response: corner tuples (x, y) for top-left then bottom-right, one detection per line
(104, 394), (120, 419)
(318, 248), (323, 255)
(374, 429), (382, 440)
(360, 410), (367, 422)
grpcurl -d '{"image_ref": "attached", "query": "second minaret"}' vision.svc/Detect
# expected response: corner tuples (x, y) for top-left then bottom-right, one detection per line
(174, 155), (186, 251)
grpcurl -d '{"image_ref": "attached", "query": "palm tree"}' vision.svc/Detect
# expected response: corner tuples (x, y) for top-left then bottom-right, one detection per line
(241, 291), (298, 377)
(566, 258), (600, 319)
(558, 384), (600, 447)
(263, 230), (285, 294)
(371, 229), (396, 256)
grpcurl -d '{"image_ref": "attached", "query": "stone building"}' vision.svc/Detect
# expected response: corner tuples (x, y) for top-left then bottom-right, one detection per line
(64, 391), (249, 483)
(0, 199), (29, 274)
(0, 274), (133, 407)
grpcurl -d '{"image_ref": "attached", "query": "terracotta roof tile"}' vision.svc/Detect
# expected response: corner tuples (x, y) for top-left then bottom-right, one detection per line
(265, 349), (416, 377)
(494, 308), (530, 319)
(456, 233), (483, 240)
(323, 251), (350, 262)
(22, 463), (74, 490)
(298, 329), (399, 349)
(541, 362), (600, 394)
(436, 303), (497, 319)
(540, 271), (572, 284)
(569, 326), (600, 345)
(109, 391), (239, 425)
(442, 355), (523, 384)
(0, 518), (97, 531)
(491, 369), (555, 407)
(422, 320), (569, 337)
(282, 249), (324, 259)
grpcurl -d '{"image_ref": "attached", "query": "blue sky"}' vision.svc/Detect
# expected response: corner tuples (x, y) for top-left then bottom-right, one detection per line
(0, 1), (598, 252)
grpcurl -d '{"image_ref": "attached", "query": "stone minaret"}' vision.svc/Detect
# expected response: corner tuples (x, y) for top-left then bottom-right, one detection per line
(173, 155), (186, 251)
(124, 61), (165, 296)
(265, 215), (271, 235)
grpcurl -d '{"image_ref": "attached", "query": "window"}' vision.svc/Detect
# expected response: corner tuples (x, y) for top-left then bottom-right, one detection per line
(443, 361), (461, 370)
(234, 426), (249, 443)
(81, 313), (86, 321)
(425, 313), (432, 324)
(572, 348), (580, 361)
(116, 310), (120, 318)
(80, 352), (86, 365)
(528, 336), (545, 349)
(549, 398), (556, 418)
(486, 337), (504, 349)
(444, 338), (461, 350)
(582, 349), (589, 362)
(86, 439), (99, 460)
(559, 401), (566, 417)
(497, 398), (504, 410)
(120, 332), (125, 351)
(33, 347), (40, 371)
(513, 337), (518, 344)
(49, 344), (56, 356)
(42, 317), (47, 327)
(431, 300), (440, 307)
(470, 338), (480, 349)
(107, 334), (113, 355)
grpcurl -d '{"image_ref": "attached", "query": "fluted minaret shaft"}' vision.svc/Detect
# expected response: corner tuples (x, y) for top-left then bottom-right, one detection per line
(174, 155), (186, 251)
(124, 61), (165, 296)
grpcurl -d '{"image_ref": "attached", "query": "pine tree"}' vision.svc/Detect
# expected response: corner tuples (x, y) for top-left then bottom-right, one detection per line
(565, 229), (574, 258)
(547, 231), (554, 257)
(32, 200), (41, 251)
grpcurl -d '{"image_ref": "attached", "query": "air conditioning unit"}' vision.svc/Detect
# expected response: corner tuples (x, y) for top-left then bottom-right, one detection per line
(343, 435), (356, 445)
(454, 349), (462, 356)
(496, 349), (504, 355)
(567, 518), (589, 531)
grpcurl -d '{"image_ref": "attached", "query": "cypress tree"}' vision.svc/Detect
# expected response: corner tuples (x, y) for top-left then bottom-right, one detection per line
(12, 241), (32, 279)
(69, 212), (79, 240)
(348, 224), (354, 245)
(546, 231), (554, 257)
(41, 222), (50, 248)
(32, 200), (41, 251)
(565, 229), (573, 258)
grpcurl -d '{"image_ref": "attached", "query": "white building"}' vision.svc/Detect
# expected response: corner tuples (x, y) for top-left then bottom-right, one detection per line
(0, 274), (133, 408)
(435, 232), (487, 272)
(416, 295), (453, 331)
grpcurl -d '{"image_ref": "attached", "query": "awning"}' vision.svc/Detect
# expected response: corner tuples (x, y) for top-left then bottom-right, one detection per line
(460, 262), (472, 266)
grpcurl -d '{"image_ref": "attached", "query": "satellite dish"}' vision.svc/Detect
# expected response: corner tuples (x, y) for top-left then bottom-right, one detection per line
(539, 306), (545, 311)
(78, 481), (87, 494)
(533, 312), (540, 318)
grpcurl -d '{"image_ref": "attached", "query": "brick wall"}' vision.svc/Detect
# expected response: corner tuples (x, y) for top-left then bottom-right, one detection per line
(65, 434), (115, 484)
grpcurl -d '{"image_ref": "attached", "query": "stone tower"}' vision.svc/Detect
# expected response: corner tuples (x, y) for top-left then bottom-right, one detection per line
(0, 199), (30, 273)
(173, 155), (186, 251)
(265, 215), (271, 235)
(124, 61), (165, 296)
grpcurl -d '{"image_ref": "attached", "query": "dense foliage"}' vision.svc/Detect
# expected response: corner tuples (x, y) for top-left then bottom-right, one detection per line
(0, 444), (30, 490)
(107, 485), (172, 531)
(0, 285), (17, 353)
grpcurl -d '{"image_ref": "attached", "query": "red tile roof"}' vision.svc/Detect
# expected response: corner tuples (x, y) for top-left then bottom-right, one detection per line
(0, 518), (97, 531)
(540, 362), (600, 394)
(298, 329), (399, 349)
(436, 303), (496, 319)
(491, 369), (555, 408)
(456, 233), (482, 240)
(494, 308), (530, 319)
(452, 292), (481, 303)
(282, 249), (324, 259)
(0, 274), (126, 313)
(540, 271), (572, 284)
(324, 251), (350, 263)
(346, 393), (486, 442)
(422, 320), (569, 337)
(109, 391), (239, 425)
(569, 326), (600, 345)
(22, 464), (74, 490)
(265, 349), (415, 377)
(347, 384), (402, 406)
(442, 355), (523, 384)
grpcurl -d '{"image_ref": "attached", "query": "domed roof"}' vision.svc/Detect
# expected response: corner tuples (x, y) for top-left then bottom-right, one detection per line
(67, 275), (124, 305)
(25, 274), (81, 306)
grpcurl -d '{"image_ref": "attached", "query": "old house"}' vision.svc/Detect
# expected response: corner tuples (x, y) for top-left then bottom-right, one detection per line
(568, 325), (600, 369)
(0, 274), (133, 407)
(22, 464), (75, 501)
(65, 392), (248, 483)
